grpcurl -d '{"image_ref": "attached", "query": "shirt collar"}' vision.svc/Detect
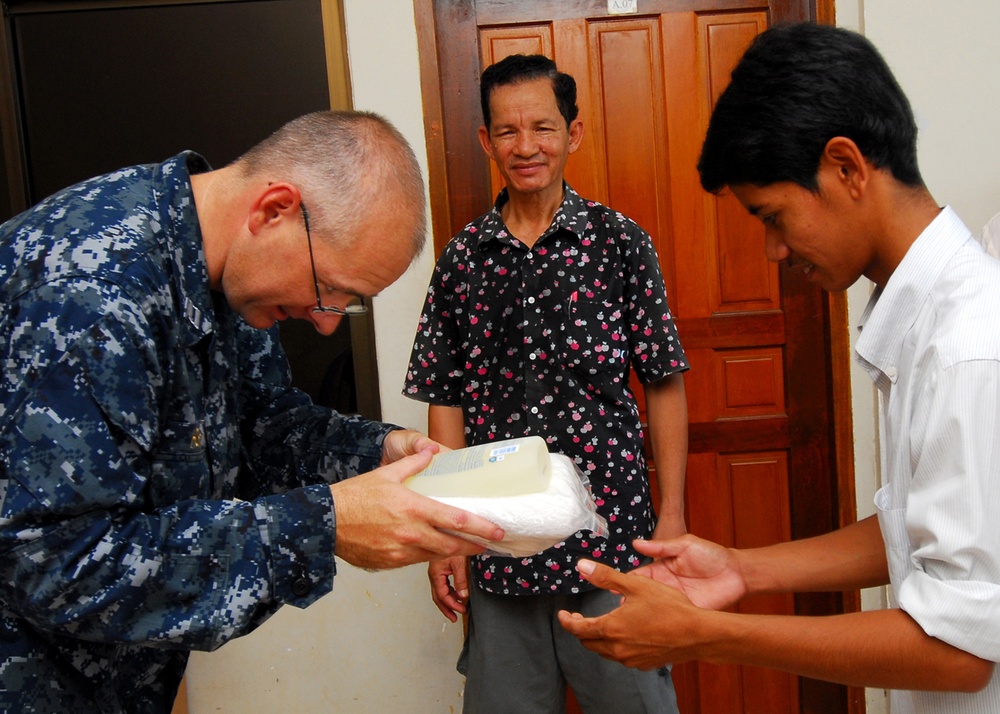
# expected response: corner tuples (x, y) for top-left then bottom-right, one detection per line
(476, 183), (588, 251)
(855, 205), (972, 383)
(153, 151), (216, 345)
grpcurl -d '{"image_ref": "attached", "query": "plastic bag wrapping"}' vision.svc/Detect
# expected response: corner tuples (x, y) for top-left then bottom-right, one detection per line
(432, 453), (609, 558)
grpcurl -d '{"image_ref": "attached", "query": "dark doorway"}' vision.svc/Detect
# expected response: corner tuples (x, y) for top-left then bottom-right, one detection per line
(0, 0), (373, 416)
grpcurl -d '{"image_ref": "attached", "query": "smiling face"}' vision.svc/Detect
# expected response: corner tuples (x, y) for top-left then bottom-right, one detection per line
(479, 77), (583, 202)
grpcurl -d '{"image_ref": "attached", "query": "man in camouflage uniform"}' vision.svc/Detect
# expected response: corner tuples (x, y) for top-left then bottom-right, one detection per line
(0, 111), (503, 712)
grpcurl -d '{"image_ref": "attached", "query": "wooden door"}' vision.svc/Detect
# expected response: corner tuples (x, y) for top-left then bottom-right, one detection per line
(416, 1), (859, 713)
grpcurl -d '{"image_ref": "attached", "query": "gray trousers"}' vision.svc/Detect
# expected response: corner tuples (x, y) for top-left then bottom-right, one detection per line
(459, 585), (679, 714)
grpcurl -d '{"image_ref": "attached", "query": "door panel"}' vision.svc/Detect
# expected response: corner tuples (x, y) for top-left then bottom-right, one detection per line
(420, 2), (853, 712)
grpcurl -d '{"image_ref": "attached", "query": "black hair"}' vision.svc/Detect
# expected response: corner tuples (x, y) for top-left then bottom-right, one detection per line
(479, 54), (579, 129)
(697, 23), (924, 193)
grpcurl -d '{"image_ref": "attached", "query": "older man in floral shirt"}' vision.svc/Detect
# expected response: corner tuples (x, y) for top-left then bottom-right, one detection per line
(404, 54), (688, 712)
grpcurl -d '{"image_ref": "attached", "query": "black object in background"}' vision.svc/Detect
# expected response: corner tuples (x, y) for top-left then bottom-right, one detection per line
(11, 0), (330, 203)
(3, 0), (363, 415)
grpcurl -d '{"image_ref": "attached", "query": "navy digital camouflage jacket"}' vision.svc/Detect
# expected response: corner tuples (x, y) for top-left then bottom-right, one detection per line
(0, 153), (396, 712)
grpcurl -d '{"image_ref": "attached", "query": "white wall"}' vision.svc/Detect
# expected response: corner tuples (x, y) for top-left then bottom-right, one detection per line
(864, 1), (1000, 231)
(185, 1), (1000, 711)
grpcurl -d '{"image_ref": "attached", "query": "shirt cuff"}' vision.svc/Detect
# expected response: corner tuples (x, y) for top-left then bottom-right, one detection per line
(898, 571), (1000, 661)
(254, 483), (337, 609)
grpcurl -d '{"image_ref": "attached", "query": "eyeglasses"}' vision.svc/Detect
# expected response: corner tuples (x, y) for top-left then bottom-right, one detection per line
(301, 202), (368, 316)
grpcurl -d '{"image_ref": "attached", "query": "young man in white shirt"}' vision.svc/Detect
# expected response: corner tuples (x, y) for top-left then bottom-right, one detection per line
(558, 22), (1000, 714)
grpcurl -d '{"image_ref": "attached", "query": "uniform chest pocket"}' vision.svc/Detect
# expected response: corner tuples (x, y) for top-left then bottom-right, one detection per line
(149, 420), (211, 505)
(561, 299), (627, 376)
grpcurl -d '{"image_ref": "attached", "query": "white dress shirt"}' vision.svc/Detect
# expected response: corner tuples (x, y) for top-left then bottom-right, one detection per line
(855, 206), (1000, 713)
(980, 211), (1000, 259)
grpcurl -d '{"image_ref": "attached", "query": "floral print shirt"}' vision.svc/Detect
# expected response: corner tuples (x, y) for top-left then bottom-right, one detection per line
(405, 185), (688, 595)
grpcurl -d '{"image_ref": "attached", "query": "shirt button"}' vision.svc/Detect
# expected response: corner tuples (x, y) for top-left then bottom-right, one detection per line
(531, 406), (539, 414)
(527, 296), (536, 304)
(886, 366), (898, 380)
(292, 577), (312, 597)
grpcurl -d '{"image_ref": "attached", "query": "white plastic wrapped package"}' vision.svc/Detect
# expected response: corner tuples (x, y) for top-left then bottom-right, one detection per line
(434, 453), (608, 557)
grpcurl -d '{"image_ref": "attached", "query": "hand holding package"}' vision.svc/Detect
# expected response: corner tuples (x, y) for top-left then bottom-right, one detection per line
(405, 437), (608, 557)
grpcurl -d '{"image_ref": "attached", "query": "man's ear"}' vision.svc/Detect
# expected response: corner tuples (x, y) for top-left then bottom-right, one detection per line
(247, 182), (301, 235)
(821, 136), (869, 199)
(567, 118), (585, 154)
(478, 125), (496, 161)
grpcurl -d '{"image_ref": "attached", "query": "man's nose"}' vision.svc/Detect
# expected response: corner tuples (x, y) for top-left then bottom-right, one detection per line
(764, 229), (790, 263)
(513, 132), (539, 156)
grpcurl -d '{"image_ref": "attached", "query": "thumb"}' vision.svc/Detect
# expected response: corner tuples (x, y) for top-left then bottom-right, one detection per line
(382, 429), (442, 464)
(576, 559), (633, 595)
(382, 448), (435, 484)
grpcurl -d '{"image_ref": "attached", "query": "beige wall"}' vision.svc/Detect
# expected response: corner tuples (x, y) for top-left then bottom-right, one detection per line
(184, 1), (1000, 711)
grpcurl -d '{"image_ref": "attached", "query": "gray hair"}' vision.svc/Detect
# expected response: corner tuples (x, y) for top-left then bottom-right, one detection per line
(234, 110), (427, 259)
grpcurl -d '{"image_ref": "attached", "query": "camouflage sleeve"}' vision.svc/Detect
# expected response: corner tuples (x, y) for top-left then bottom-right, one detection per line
(0, 312), (336, 651)
(232, 319), (400, 498)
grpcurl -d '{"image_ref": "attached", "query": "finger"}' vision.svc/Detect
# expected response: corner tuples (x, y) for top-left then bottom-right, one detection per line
(556, 608), (602, 638)
(432, 596), (455, 621)
(413, 526), (490, 560)
(431, 591), (463, 622)
(389, 430), (441, 460)
(380, 429), (411, 463)
(427, 500), (504, 543)
(441, 589), (467, 618)
(575, 559), (635, 595)
(429, 559), (465, 601)
(633, 537), (687, 559)
(428, 566), (452, 600)
(558, 609), (659, 671)
(452, 560), (470, 600)
(379, 449), (437, 483)
(412, 434), (443, 455)
(411, 539), (487, 569)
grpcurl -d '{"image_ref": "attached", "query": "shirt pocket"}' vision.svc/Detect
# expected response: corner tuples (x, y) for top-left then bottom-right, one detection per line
(560, 299), (628, 378)
(875, 484), (913, 596)
(148, 419), (211, 506)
